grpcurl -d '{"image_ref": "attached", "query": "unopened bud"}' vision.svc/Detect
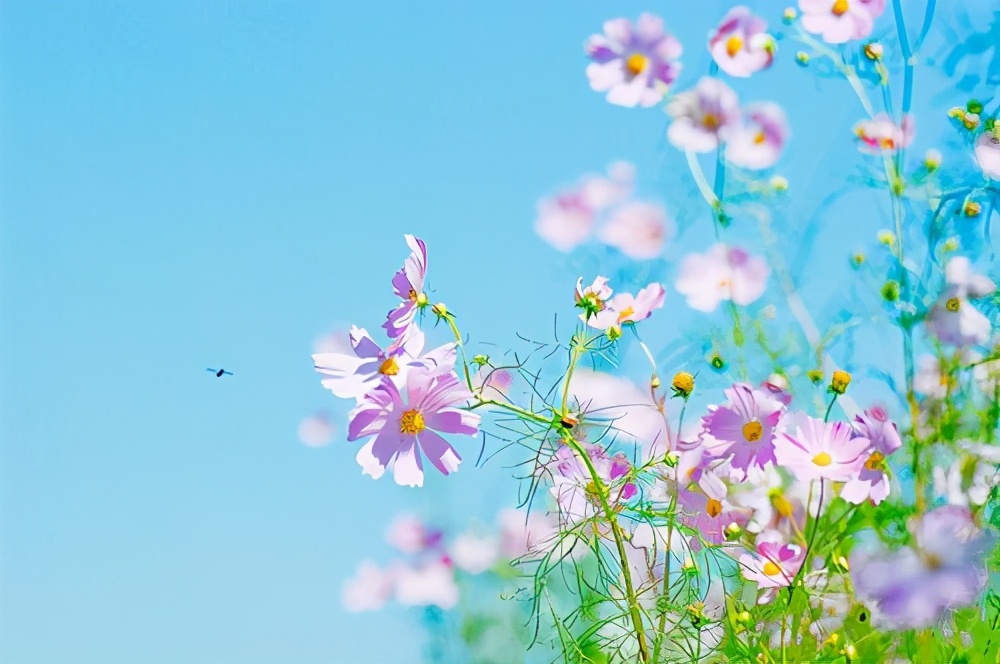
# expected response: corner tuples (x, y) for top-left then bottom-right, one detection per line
(472, 354), (489, 366)
(851, 252), (865, 268)
(963, 113), (981, 130)
(807, 369), (824, 385)
(830, 370), (852, 395)
(924, 148), (942, 171)
(738, 610), (751, 623)
(964, 200), (982, 217)
(795, 51), (810, 66)
(725, 522), (741, 540)
(880, 280), (900, 302)
(770, 175), (789, 192)
(942, 237), (959, 252)
(671, 371), (695, 398)
(650, 374), (661, 389)
(967, 99), (984, 115)
(664, 451), (680, 467)
(782, 7), (797, 23)
(863, 42), (883, 60)
(431, 302), (448, 316)
(606, 325), (622, 342)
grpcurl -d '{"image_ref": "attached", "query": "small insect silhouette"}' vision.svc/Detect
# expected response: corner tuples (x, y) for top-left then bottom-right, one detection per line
(206, 368), (233, 377)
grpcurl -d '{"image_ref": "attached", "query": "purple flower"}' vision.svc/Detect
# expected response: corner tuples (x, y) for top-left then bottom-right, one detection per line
(701, 383), (786, 478)
(759, 373), (792, 406)
(597, 201), (673, 260)
(383, 235), (430, 340)
(926, 256), (996, 347)
(708, 7), (775, 78)
(739, 533), (805, 595)
(774, 413), (870, 483)
(549, 443), (637, 524)
(347, 368), (480, 487)
(800, 0), (886, 44)
(974, 131), (1000, 180)
(675, 244), (769, 312)
(851, 506), (994, 629)
(586, 13), (683, 108)
(677, 484), (749, 549)
(725, 102), (789, 169)
(666, 77), (741, 152)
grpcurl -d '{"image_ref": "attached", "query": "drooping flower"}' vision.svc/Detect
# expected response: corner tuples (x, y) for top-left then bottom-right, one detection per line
(974, 131), (1000, 180)
(851, 506), (994, 629)
(701, 383), (786, 478)
(708, 6), (776, 77)
(347, 368), (480, 487)
(394, 558), (460, 609)
(853, 113), (914, 154)
(739, 534), (805, 598)
(726, 102), (789, 169)
(575, 276), (614, 321)
(598, 201), (673, 260)
(586, 283), (666, 333)
(774, 413), (870, 483)
(586, 13), (683, 108)
(666, 77), (741, 152)
(675, 244), (770, 312)
(298, 412), (335, 447)
(925, 256), (997, 347)
(549, 443), (638, 524)
(840, 406), (902, 505)
(342, 561), (395, 612)
(800, 0), (886, 44)
(383, 235), (430, 340)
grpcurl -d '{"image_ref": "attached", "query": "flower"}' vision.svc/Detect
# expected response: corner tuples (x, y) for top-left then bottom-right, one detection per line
(853, 113), (914, 153)
(450, 532), (499, 574)
(675, 244), (770, 312)
(298, 412), (334, 447)
(774, 413), (869, 482)
(934, 457), (995, 508)
(708, 6), (775, 77)
(575, 276), (614, 321)
(598, 201), (673, 260)
(549, 443), (637, 524)
(913, 354), (952, 399)
(974, 131), (1000, 180)
(925, 256), (997, 347)
(800, 0), (886, 44)
(383, 235), (430, 340)
(851, 506), (994, 629)
(386, 514), (442, 553)
(497, 508), (559, 559)
(829, 369), (851, 394)
(677, 484), (750, 549)
(701, 383), (786, 478)
(472, 366), (515, 403)
(586, 13), (683, 108)
(343, 561), (395, 612)
(840, 407), (902, 505)
(586, 282), (666, 333)
(725, 102), (789, 169)
(739, 534), (805, 597)
(666, 77), (741, 152)
(394, 558), (459, 609)
(347, 368), (480, 487)
(535, 162), (635, 252)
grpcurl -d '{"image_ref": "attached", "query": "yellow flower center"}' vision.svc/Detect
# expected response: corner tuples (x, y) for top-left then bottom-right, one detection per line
(379, 357), (400, 376)
(762, 561), (783, 576)
(399, 409), (425, 434)
(703, 113), (720, 130)
(625, 53), (648, 76)
(812, 452), (833, 467)
(725, 35), (743, 57)
(770, 492), (794, 518)
(946, 297), (961, 312)
(408, 289), (429, 307)
(753, 131), (766, 145)
(832, 0), (849, 16)
(706, 498), (723, 518)
(616, 306), (635, 324)
(742, 421), (763, 442)
(924, 553), (942, 569)
(864, 450), (885, 471)
(583, 293), (605, 312)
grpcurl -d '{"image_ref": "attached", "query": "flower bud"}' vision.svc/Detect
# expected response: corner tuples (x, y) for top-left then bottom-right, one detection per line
(967, 99), (984, 115)
(650, 374), (661, 389)
(606, 325), (622, 342)
(844, 644), (858, 660)
(782, 7), (797, 24)
(876, 229), (896, 247)
(770, 175), (789, 192)
(964, 200), (982, 217)
(431, 302), (448, 316)
(880, 280), (900, 302)
(863, 42), (883, 60)
(807, 369), (824, 385)
(472, 354), (489, 366)
(725, 522), (741, 540)
(830, 369), (852, 394)
(923, 148), (942, 171)
(942, 237), (959, 252)
(671, 371), (695, 398)
(795, 51), (810, 66)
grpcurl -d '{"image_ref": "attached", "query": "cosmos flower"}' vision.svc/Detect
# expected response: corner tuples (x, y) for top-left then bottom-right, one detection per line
(774, 413), (870, 483)
(394, 558), (460, 609)
(708, 6), (775, 77)
(925, 256), (996, 347)
(342, 561), (395, 612)
(739, 534), (805, 598)
(851, 506), (994, 629)
(800, 0), (886, 44)
(534, 163), (635, 253)
(385, 514), (442, 554)
(383, 235), (430, 340)
(598, 201), (673, 260)
(913, 354), (952, 399)
(586, 13), (683, 108)
(549, 443), (637, 524)
(347, 368), (480, 487)
(974, 131), (1000, 180)
(701, 383), (786, 478)
(575, 276), (614, 322)
(449, 532), (499, 574)
(586, 282), (666, 333)
(497, 508), (559, 559)
(853, 113), (914, 154)
(933, 457), (996, 508)
(725, 102), (789, 169)
(675, 244), (770, 312)
(840, 407), (902, 505)
(677, 483), (750, 549)
(666, 77), (742, 152)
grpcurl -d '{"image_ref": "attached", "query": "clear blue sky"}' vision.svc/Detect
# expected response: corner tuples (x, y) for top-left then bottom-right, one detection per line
(1, 1), (992, 663)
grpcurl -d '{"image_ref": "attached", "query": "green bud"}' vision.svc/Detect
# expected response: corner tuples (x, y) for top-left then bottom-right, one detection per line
(967, 99), (984, 115)
(880, 280), (900, 302)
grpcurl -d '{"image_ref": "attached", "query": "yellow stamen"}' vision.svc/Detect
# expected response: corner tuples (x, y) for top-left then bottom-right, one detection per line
(864, 451), (885, 471)
(762, 561), (783, 576)
(703, 113), (720, 130)
(616, 306), (635, 324)
(379, 357), (400, 376)
(706, 498), (723, 518)
(625, 53), (648, 76)
(832, 0), (849, 16)
(753, 131), (766, 145)
(725, 35), (743, 57)
(946, 297), (961, 312)
(399, 409), (425, 434)
(812, 452), (833, 467)
(742, 421), (763, 442)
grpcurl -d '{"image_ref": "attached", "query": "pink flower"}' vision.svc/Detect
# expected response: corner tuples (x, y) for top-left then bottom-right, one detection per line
(725, 102), (789, 169)
(450, 532), (499, 574)
(347, 368), (480, 487)
(497, 508), (559, 559)
(739, 534), (805, 595)
(974, 131), (1000, 180)
(701, 383), (786, 478)
(675, 244), (769, 312)
(535, 162), (635, 252)
(598, 201), (673, 260)
(298, 412), (334, 447)
(586, 13), (683, 108)
(708, 6), (775, 77)
(853, 113), (914, 153)
(774, 413), (870, 483)
(549, 443), (637, 524)
(575, 276), (614, 322)
(677, 484), (749, 549)
(394, 558), (459, 609)
(840, 407), (902, 505)
(587, 283), (666, 332)
(342, 561), (395, 612)
(926, 256), (997, 347)
(666, 77), (741, 152)
(383, 235), (430, 340)
(386, 514), (441, 554)
(472, 366), (515, 403)
(800, 0), (886, 44)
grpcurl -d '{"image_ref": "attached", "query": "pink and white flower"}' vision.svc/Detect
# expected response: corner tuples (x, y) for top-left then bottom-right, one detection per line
(726, 102), (789, 169)
(575, 276), (614, 322)
(739, 534), (805, 598)
(497, 508), (559, 559)
(925, 256), (996, 347)
(450, 532), (500, 574)
(974, 131), (1000, 180)
(666, 77), (742, 152)
(774, 413), (869, 483)
(386, 514), (441, 554)
(394, 558), (459, 609)
(342, 561), (395, 612)
(840, 406), (902, 505)
(701, 383), (786, 478)
(708, 6), (776, 77)
(586, 282), (666, 332)
(383, 235), (430, 340)
(675, 244), (770, 312)
(549, 443), (637, 524)
(853, 113), (914, 153)
(535, 162), (636, 252)
(586, 13), (683, 108)
(800, 0), (886, 44)
(598, 201), (673, 260)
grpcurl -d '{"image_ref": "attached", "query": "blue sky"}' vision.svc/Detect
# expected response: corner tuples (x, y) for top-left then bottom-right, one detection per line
(1, 1), (994, 662)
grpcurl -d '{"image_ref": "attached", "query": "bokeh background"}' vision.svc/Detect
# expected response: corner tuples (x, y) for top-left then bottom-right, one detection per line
(2, 1), (996, 662)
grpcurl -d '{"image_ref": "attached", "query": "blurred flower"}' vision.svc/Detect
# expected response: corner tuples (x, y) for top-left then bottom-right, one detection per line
(666, 77), (741, 152)
(298, 412), (334, 447)
(925, 256), (996, 347)
(760, 374), (792, 406)
(312, 327), (353, 355)
(726, 102), (789, 169)
(567, 368), (669, 457)
(472, 366), (515, 402)
(549, 443), (637, 524)
(383, 235), (429, 341)
(853, 113), (914, 153)
(851, 505), (994, 629)
(497, 508), (559, 559)
(933, 457), (995, 508)
(701, 382), (786, 478)
(677, 484), (750, 549)
(394, 558), (459, 609)
(586, 13), (683, 108)
(913, 354), (951, 399)
(450, 532), (500, 574)
(974, 131), (1000, 180)
(348, 368), (480, 487)
(343, 561), (395, 612)
(708, 6), (775, 77)
(675, 244), (770, 312)
(800, 0), (886, 44)
(774, 413), (869, 482)
(535, 162), (635, 252)
(386, 514), (441, 554)
(598, 201), (673, 260)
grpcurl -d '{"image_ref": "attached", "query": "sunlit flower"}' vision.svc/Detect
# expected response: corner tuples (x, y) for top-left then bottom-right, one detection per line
(701, 383), (786, 478)
(586, 13), (683, 108)
(383, 235), (430, 341)
(853, 113), (914, 153)
(347, 369), (480, 487)
(598, 201), (673, 260)
(550, 443), (637, 524)
(666, 77), (741, 152)
(575, 276), (614, 321)
(394, 558), (459, 609)
(343, 561), (395, 612)
(708, 6), (775, 77)
(675, 244), (770, 312)
(677, 483), (750, 549)
(840, 407), (902, 505)
(298, 412), (335, 447)
(974, 130), (1000, 180)
(535, 163), (635, 252)
(774, 413), (869, 482)
(800, 0), (886, 44)
(726, 102), (789, 169)
(925, 256), (996, 347)
(587, 282), (666, 332)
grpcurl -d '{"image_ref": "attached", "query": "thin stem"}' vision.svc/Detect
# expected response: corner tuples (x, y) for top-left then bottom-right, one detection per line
(913, 0), (937, 53)
(891, 0), (915, 116)
(824, 394), (839, 422)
